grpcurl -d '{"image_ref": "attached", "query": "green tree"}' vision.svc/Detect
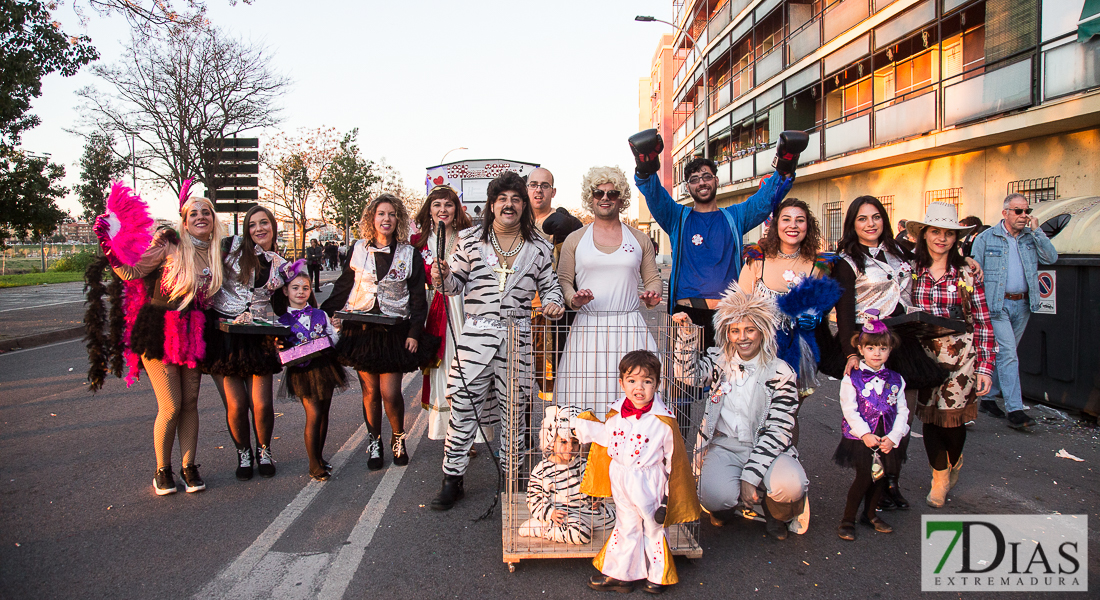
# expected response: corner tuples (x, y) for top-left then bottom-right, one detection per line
(0, 148), (68, 247)
(76, 131), (126, 222)
(0, 0), (98, 150)
(321, 129), (378, 242)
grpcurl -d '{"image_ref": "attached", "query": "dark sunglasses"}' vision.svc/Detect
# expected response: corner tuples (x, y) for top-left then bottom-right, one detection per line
(1009, 208), (1033, 215)
(591, 189), (622, 201)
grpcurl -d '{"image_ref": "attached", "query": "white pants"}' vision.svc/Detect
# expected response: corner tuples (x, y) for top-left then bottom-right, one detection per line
(598, 463), (674, 585)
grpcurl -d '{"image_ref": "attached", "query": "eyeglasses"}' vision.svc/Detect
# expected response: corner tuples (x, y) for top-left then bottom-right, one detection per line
(687, 173), (716, 185)
(591, 189), (622, 201)
(1009, 207), (1033, 215)
(526, 182), (553, 191)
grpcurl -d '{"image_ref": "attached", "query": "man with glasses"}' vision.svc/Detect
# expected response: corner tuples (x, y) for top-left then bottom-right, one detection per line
(633, 154), (793, 348)
(971, 193), (1058, 429)
(525, 168), (581, 401)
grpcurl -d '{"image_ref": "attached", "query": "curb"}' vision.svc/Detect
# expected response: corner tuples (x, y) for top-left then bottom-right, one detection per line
(0, 325), (85, 352)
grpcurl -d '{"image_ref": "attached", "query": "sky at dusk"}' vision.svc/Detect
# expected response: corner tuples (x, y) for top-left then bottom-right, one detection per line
(22, 0), (676, 221)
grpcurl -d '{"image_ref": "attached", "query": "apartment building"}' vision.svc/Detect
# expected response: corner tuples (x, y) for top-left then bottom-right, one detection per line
(643, 0), (1100, 249)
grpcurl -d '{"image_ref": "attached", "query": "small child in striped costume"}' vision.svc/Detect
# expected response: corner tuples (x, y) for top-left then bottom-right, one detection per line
(519, 406), (615, 545)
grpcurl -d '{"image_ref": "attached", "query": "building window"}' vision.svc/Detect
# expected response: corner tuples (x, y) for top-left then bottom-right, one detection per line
(823, 200), (843, 251)
(924, 187), (962, 211)
(1007, 176), (1059, 204)
(876, 195), (894, 219)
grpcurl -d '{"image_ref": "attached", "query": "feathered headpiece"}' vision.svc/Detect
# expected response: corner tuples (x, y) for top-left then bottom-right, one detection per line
(179, 178), (194, 212)
(539, 405), (580, 455)
(279, 258), (308, 283)
(712, 282), (782, 366)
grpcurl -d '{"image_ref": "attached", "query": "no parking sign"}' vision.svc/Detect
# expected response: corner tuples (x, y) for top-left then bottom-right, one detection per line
(1035, 270), (1056, 314)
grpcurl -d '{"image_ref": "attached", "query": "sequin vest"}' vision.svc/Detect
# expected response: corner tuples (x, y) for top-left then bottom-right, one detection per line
(842, 368), (904, 439)
(345, 242), (413, 319)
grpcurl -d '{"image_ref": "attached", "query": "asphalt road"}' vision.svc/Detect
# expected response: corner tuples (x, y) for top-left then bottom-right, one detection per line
(1, 280), (1097, 598)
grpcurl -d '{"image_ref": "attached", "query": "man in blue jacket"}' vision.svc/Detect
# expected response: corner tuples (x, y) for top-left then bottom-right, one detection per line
(634, 155), (793, 347)
(971, 193), (1058, 430)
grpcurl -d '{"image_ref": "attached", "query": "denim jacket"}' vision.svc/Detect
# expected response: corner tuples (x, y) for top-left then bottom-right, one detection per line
(971, 221), (1058, 314)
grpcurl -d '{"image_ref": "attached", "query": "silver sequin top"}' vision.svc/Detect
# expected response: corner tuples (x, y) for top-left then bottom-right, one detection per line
(210, 235), (286, 318)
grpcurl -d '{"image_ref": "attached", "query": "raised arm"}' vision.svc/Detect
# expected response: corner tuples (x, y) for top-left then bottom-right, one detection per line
(729, 170), (793, 233)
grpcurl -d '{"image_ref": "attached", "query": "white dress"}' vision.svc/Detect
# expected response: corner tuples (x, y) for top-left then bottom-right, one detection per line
(555, 224), (657, 415)
(421, 231), (486, 442)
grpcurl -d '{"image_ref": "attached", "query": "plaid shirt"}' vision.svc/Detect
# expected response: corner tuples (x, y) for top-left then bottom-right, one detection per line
(911, 265), (996, 378)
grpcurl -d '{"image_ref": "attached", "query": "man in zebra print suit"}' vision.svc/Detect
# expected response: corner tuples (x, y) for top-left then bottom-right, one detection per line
(673, 284), (809, 540)
(429, 171), (565, 510)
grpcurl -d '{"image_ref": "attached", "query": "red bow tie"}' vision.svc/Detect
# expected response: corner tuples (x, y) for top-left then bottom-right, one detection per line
(620, 400), (653, 419)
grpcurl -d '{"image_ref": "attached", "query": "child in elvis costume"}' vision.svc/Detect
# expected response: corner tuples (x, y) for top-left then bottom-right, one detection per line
(571, 351), (701, 594)
(519, 405), (616, 545)
(833, 310), (908, 541)
(277, 260), (348, 481)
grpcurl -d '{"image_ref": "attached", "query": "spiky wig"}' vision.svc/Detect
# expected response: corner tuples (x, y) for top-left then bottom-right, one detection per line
(711, 282), (782, 366)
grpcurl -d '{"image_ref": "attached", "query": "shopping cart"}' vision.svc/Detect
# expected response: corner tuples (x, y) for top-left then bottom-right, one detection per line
(500, 310), (704, 572)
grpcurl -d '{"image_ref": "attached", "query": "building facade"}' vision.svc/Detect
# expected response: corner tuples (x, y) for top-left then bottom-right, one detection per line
(643, 0), (1100, 249)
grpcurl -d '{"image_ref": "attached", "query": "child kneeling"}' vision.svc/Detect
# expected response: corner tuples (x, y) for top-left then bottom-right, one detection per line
(519, 405), (615, 544)
(571, 350), (700, 594)
(834, 312), (908, 540)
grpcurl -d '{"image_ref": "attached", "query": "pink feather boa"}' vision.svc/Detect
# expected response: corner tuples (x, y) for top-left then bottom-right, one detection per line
(122, 279), (147, 387)
(106, 181), (154, 267)
(162, 309), (206, 369)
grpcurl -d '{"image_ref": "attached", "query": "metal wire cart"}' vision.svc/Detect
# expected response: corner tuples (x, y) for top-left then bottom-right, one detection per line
(500, 310), (703, 572)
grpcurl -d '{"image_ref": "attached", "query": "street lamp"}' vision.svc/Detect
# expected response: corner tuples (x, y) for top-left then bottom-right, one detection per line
(439, 146), (468, 164)
(635, 15), (709, 159)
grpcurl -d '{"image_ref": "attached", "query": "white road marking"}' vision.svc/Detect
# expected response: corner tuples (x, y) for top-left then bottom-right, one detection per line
(0, 337), (82, 356)
(0, 299), (84, 312)
(316, 408), (427, 600)
(195, 375), (425, 600)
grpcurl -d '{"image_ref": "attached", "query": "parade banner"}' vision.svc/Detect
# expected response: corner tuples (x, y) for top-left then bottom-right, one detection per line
(425, 159), (540, 214)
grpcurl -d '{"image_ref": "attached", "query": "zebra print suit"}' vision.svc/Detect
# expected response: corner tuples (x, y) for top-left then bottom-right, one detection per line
(519, 457), (616, 544)
(436, 225), (564, 477)
(677, 345), (809, 521)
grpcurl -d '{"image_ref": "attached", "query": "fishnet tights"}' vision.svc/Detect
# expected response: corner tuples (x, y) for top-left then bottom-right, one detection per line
(141, 357), (201, 469)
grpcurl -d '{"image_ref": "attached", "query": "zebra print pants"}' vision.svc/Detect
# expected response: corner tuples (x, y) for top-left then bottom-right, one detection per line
(441, 339), (533, 477)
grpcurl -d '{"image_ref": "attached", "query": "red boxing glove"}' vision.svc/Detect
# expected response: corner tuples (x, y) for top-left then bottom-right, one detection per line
(629, 129), (664, 179)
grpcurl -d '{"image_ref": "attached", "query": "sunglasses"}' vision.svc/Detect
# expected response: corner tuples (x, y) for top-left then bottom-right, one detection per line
(1008, 208), (1033, 215)
(591, 189), (622, 201)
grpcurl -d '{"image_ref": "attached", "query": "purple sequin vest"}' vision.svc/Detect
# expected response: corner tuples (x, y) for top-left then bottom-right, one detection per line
(842, 367), (904, 440)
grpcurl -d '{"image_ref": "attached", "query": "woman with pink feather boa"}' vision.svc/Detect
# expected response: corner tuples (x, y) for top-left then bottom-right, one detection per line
(95, 181), (224, 496)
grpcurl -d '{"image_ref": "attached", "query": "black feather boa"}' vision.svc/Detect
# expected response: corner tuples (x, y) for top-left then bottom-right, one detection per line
(83, 256), (111, 392)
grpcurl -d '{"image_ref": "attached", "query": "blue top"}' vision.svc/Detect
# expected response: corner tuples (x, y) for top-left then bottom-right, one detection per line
(971, 220), (1058, 313)
(1003, 222), (1028, 294)
(678, 210), (738, 301)
(635, 171), (792, 310)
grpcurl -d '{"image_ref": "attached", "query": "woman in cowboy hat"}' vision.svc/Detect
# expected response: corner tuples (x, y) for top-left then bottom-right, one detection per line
(906, 202), (996, 508)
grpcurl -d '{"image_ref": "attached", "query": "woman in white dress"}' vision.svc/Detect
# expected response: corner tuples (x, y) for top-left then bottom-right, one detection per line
(412, 185), (476, 440)
(555, 166), (662, 415)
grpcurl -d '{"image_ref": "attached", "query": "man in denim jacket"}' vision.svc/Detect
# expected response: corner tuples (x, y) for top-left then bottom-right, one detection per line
(971, 193), (1058, 429)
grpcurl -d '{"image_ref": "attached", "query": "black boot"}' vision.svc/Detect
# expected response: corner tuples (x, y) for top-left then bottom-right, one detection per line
(366, 433), (384, 471)
(430, 474), (464, 511)
(885, 474), (910, 510)
(391, 432), (408, 467)
(762, 503), (789, 541)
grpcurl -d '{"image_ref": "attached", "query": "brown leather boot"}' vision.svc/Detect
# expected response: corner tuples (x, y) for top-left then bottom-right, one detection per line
(927, 467), (950, 508)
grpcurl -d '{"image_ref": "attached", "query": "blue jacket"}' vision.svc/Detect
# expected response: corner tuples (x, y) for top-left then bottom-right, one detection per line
(635, 171), (791, 311)
(971, 221), (1058, 314)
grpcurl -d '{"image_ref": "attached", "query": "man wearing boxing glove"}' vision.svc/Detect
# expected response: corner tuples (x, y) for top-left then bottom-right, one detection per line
(630, 129), (802, 347)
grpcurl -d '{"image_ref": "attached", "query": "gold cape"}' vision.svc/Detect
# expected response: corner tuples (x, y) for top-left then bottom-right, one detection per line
(577, 409), (702, 527)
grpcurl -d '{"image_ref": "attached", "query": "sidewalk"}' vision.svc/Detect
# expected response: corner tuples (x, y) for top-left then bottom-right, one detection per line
(0, 281), (86, 351)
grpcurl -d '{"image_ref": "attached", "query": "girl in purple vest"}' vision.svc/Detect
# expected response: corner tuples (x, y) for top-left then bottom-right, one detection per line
(276, 260), (347, 480)
(834, 310), (909, 541)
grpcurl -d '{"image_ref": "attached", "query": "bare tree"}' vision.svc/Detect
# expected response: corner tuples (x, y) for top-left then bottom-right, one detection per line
(261, 127), (339, 256)
(69, 1), (255, 36)
(74, 25), (288, 199)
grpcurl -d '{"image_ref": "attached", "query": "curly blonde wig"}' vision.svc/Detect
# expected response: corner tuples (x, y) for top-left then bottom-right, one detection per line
(580, 166), (631, 214)
(358, 193), (410, 244)
(712, 282), (782, 367)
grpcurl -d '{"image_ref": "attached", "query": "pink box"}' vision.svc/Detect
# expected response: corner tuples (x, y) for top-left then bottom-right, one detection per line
(279, 336), (332, 366)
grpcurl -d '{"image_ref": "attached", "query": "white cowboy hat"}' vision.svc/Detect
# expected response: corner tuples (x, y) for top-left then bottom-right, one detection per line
(906, 201), (976, 240)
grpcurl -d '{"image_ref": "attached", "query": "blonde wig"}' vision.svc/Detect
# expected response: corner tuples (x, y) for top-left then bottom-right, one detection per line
(163, 195), (224, 309)
(580, 166), (632, 214)
(358, 193), (410, 244)
(711, 282), (782, 367)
